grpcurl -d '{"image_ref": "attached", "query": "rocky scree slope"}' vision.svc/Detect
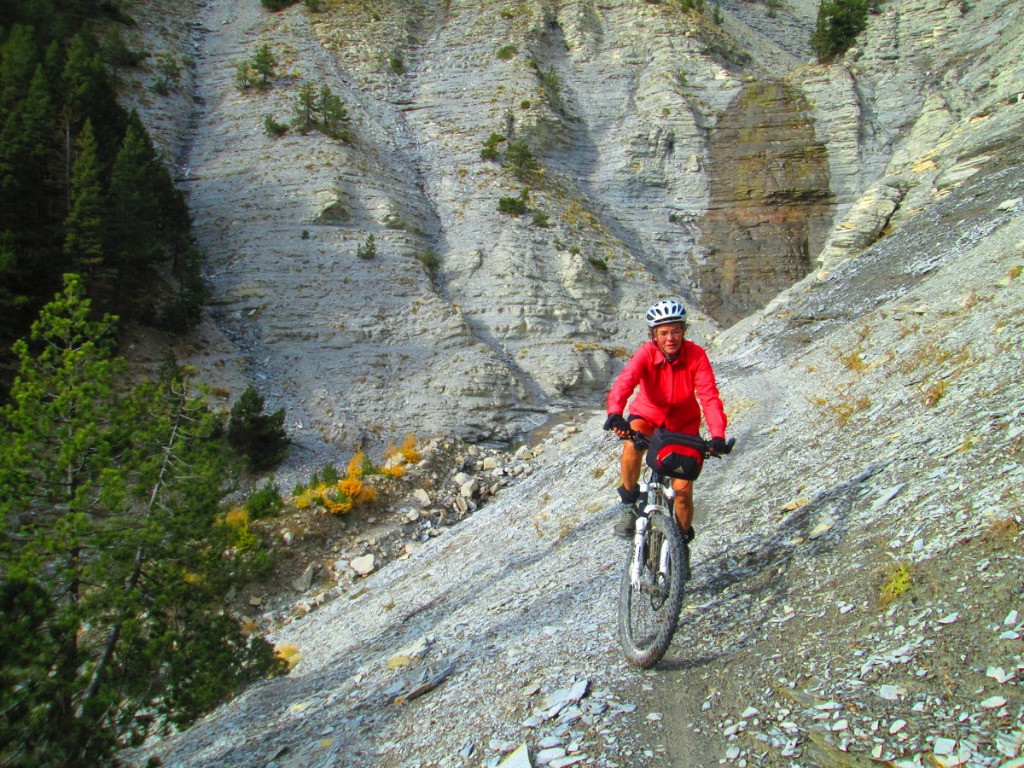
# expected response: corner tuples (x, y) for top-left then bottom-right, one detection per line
(131, 137), (1024, 768)
(111, 0), (1024, 766)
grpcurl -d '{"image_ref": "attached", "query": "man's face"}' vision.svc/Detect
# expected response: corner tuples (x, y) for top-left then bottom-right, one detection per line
(653, 323), (684, 356)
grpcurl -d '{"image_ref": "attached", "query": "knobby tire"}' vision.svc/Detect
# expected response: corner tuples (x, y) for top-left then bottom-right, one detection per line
(617, 514), (686, 669)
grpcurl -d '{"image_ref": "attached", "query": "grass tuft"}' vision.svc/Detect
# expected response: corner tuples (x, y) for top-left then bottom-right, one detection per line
(879, 560), (913, 606)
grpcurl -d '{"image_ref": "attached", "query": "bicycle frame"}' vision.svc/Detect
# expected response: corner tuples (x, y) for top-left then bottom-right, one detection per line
(630, 469), (674, 591)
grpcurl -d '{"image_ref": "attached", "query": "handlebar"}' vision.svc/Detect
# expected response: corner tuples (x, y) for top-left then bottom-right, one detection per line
(618, 428), (735, 458)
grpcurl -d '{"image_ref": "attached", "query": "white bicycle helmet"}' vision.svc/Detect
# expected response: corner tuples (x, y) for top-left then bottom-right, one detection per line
(646, 298), (687, 328)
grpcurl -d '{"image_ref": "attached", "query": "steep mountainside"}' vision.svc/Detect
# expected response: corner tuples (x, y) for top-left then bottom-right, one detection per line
(121, 0), (1020, 455)
(116, 2), (1023, 766)
(130, 149), (1023, 766)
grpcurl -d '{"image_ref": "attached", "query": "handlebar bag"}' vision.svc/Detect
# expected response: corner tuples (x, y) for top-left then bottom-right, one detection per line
(646, 428), (705, 480)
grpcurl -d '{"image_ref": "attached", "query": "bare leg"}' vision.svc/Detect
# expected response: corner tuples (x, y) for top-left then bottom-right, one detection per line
(620, 418), (653, 492)
(672, 479), (694, 536)
(620, 441), (642, 492)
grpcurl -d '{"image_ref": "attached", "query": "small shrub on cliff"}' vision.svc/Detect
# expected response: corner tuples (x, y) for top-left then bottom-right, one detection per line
(245, 481), (284, 519)
(481, 132), (506, 161)
(498, 195), (528, 215)
(234, 44), (279, 94)
(293, 452), (377, 514)
(811, 0), (879, 63)
(418, 249), (440, 274)
(357, 233), (377, 260)
(398, 432), (421, 463)
(262, 0), (300, 10)
(496, 44), (518, 60)
(152, 53), (181, 95)
(220, 507), (260, 552)
(264, 113), (289, 136)
(293, 82), (352, 141)
(878, 560), (912, 606)
(227, 385), (290, 471)
(380, 433), (420, 476)
(505, 140), (538, 178)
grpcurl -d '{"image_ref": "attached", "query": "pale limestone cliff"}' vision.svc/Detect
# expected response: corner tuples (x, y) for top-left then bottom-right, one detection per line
(120, 0), (1023, 456)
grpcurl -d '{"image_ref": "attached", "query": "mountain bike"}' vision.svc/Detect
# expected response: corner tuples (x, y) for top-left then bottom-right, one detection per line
(615, 430), (734, 669)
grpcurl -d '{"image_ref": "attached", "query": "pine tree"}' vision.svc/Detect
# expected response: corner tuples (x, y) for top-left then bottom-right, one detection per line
(811, 0), (872, 63)
(0, 277), (286, 766)
(0, 274), (126, 764)
(107, 119), (166, 307)
(61, 31), (124, 163)
(251, 43), (277, 88)
(63, 120), (108, 286)
(226, 384), (290, 471)
(0, 24), (41, 110)
(293, 80), (318, 132)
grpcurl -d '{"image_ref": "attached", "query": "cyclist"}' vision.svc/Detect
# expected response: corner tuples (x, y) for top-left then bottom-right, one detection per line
(603, 298), (729, 546)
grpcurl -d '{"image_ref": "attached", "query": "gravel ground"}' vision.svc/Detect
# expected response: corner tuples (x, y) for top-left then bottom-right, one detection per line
(130, 151), (1024, 767)
(114, 1), (1024, 765)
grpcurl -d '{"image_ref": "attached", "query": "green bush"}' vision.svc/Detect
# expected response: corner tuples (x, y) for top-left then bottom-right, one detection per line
(418, 249), (440, 273)
(152, 53), (180, 95)
(251, 43), (278, 88)
(245, 481), (284, 519)
(262, 0), (300, 10)
(811, 0), (875, 63)
(505, 140), (538, 178)
(320, 463), (340, 484)
(264, 113), (289, 136)
(496, 44), (518, 60)
(106, 35), (148, 68)
(481, 131), (505, 162)
(294, 82), (352, 141)
(495, 189), (528, 217)
(532, 211), (550, 227)
(357, 233), (377, 260)
(498, 195), (527, 215)
(588, 256), (608, 271)
(227, 385), (290, 471)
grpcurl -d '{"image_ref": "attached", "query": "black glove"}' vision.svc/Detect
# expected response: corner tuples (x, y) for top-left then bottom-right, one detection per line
(710, 436), (731, 454)
(603, 413), (630, 432)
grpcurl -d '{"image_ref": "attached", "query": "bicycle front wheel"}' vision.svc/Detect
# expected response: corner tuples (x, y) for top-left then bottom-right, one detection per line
(617, 515), (686, 669)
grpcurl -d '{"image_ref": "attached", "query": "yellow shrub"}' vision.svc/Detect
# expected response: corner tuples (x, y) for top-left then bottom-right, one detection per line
(293, 453), (381, 516)
(276, 643), (303, 671)
(879, 561), (912, 606)
(322, 492), (353, 515)
(399, 432), (421, 463)
(219, 507), (258, 551)
(223, 507), (250, 529)
(346, 450), (366, 479)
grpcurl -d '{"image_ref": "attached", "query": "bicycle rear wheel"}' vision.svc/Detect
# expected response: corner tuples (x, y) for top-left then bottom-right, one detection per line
(617, 515), (686, 668)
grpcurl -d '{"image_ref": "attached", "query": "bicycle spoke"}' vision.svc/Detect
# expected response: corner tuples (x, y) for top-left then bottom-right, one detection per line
(618, 515), (686, 668)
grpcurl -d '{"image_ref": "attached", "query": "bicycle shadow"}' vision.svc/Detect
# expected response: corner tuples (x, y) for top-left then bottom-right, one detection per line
(647, 458), (893, 670)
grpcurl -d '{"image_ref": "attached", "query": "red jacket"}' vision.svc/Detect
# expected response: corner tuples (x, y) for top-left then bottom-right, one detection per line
(607, 340), (727, 438)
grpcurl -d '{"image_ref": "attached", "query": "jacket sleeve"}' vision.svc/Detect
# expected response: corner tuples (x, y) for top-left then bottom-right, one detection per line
(607, 344), (649, 415)
(692, 346), (727, 438)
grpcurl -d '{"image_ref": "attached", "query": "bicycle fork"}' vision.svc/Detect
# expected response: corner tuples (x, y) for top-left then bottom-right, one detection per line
(630, 516), (649, 591)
